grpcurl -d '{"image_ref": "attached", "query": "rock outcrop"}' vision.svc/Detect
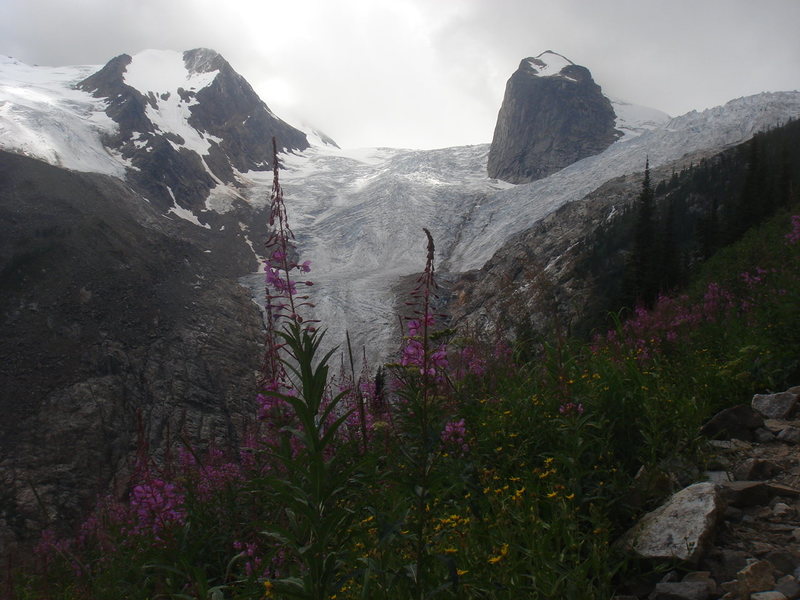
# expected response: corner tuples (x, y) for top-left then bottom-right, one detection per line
(78, 48), (309, 212)
(487, 51), (620, 184)
(0, 150), (264, 557)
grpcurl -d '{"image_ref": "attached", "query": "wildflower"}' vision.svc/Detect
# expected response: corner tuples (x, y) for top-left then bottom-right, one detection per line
(786, 215), (800, 245)
(488, 543), (509, 564)
(264, 580), (274, 597)
(558, 402), (584, 416)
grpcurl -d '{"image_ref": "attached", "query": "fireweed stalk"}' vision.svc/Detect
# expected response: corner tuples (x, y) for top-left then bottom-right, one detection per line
(259, 137), (315, 397)
(254, 138), (362, 600)
(388, 229), (465, 598)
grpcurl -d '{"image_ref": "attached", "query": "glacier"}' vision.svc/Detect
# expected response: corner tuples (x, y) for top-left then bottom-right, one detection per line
(238, 92), (800, 362)
(3, 53), (800, 364)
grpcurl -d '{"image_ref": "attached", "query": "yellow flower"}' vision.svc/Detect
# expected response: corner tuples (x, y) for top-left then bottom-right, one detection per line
(546, 491), (558, 498)
(264, 580), (274, 598)
(488, 543), (510, 564)
(457, 569), (469, 576)
(443, 547), (458, 554)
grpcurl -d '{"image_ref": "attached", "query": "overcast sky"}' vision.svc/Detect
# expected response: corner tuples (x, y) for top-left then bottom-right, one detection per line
(3, 0), (799, 149)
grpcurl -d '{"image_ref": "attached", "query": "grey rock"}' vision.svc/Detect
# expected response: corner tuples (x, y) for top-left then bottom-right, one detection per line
(0, 151), (263, 559)
(767, 484), (800, 498)
(735, 560), (776, 598)
(78, 49), (310, 211)
(622, 482), (722, 564)
(706, 470), (734, 483)
(776, 574), (800, 599)
(721, 481), (771, 507)
(751, 592), (788, 600)
(752, 392), (798, 420)
(682, 571), (717, 596)
(772, 503), (795, 518)
(702, 548), (750, 586)
(756, 428), (779, 443)
(778, 427), (800, 444)
(733, 459), (780, 481)
(648, 581), (710, 600)
(765, 550), (797, 576)
(701, 404), (765, 442)
(487, 51), (620, 184)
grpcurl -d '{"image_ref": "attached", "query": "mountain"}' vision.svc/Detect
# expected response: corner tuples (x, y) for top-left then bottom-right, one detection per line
(2, 48), (800, 556)
(487, 51), (629, 184)
(451, 117), (800, 343)
(0, 50), (293, 553)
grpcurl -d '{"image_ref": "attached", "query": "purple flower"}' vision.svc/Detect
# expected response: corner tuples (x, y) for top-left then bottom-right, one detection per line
(441, 418), (469, 456)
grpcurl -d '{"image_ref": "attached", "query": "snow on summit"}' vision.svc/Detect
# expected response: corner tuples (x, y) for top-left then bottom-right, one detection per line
(123, 49), (217, 94)
(527, 50), (574, 77)
(123, 50), (221, 156)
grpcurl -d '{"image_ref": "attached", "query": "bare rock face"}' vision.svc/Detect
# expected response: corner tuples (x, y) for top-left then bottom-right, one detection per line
(487, 51), (620, 184)
(0, 151), (263, 558)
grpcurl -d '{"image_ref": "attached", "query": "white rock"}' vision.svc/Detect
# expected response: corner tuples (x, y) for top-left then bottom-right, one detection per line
(622, 482), (722, 563)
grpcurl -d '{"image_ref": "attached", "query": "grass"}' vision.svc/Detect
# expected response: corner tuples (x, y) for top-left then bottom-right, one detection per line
(11, 187), (800, 598)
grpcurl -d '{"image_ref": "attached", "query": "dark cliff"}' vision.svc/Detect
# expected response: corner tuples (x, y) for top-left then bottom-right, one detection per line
(0, 151), (264, 555)
(487, 52), (620, 184)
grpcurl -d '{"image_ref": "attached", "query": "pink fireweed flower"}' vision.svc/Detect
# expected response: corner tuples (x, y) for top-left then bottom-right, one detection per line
(128, 477), (186, 536)
(786, 215), (800, 245)
(558, 402), (584, 416)
(441, 418), (469, 456)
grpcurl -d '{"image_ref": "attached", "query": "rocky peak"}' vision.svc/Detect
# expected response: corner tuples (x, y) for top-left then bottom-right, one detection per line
(487, 51), (620, 184)
(78, 48), (310, 213)
(183, 47), (227, 74)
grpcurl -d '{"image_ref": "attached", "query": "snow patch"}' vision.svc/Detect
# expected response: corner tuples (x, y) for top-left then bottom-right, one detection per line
(165, 186), (210, 228)
(610, 97), (671, 140)
(528, 50), (575, 78)
(123, 50), (221, 156)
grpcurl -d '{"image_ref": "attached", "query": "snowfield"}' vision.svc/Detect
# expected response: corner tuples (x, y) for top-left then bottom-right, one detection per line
(0, 56), (126, 175)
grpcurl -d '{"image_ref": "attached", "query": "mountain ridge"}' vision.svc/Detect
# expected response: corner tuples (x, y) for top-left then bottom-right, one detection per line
(2, 48), (800, 556)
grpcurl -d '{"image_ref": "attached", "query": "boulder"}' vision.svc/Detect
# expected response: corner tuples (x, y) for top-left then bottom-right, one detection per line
(778, 427), (800, 444)
(752, 392), (798, 420)
(622, 482), (723, 564)
(648, 581), (710, 600)
(701, 405), (764, 441)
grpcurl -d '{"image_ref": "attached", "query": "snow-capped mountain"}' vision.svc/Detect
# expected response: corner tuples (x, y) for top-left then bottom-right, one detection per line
(1, 49), (309, 220)
(3, 48), (800, 555)
(2, 50), (800, 363)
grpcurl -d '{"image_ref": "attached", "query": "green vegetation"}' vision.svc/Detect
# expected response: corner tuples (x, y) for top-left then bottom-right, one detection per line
(12, 157), (800, 598)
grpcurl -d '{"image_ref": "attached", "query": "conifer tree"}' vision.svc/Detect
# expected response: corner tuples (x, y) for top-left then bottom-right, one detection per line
(624, 158), (658, 307)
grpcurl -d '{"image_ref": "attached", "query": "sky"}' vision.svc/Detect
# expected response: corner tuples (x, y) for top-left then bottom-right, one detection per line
(3, 0), (800, 150)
